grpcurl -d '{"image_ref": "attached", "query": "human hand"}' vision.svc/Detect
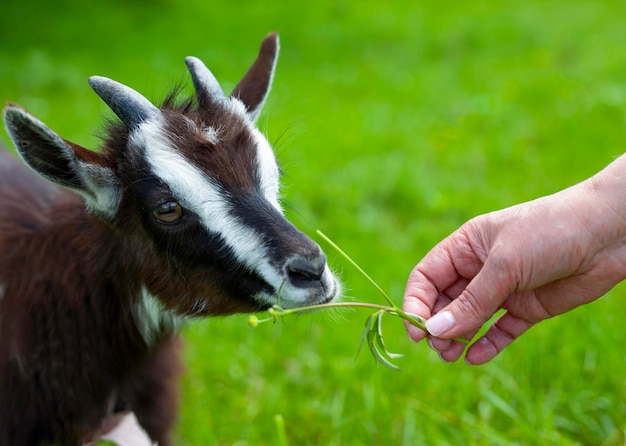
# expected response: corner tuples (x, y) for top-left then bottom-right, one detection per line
(403, 156), (626, 365)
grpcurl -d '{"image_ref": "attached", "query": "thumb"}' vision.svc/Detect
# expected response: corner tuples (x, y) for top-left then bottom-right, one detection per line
(425, 261), (514, 338)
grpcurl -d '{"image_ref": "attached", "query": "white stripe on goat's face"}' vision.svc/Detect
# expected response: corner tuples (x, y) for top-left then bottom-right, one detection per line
(129, 105), (338, 309)
(251, 126), (282, 212)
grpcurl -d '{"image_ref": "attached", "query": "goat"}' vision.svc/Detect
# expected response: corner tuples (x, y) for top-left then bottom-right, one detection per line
(0, 33), (339, 445)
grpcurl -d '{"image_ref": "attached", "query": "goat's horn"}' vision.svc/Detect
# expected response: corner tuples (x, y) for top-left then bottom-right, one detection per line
(184, 56), (226, 108)
(88, 76), (160, 129)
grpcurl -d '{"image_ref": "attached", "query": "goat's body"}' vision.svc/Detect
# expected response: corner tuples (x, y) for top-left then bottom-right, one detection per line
(0, 148), (181, 444)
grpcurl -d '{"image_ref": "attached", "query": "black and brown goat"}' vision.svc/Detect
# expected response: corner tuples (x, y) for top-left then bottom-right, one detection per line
(0, 33), (339, 445)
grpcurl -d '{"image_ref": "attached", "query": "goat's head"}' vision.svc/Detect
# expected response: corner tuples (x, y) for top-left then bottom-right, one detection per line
(2, 33), (340, 316)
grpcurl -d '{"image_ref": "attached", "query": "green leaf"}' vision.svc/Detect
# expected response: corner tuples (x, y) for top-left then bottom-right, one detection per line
(366, 312), (402, 371)
(369, 333), (401, 371)
(356, 313), (376, 360)
(375, 313), (403, 360)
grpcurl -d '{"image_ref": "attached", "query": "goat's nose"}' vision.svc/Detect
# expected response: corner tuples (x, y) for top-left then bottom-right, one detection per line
(286, 254), (326, 288)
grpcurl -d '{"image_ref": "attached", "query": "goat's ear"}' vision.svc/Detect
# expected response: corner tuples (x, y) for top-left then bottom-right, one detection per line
(231, 32), (279, 122)
(3, 105), (120, 216)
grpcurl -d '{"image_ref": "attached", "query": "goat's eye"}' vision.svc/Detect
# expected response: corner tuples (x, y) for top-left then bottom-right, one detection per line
(152, 202), (184, 224)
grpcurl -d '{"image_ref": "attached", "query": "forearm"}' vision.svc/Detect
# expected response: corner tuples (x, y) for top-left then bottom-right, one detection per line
(583, 154), (626, 230)
(575, 154), (626, 285)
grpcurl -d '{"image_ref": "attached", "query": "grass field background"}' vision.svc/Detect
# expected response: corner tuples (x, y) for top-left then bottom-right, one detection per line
(2, 1), (626, 444)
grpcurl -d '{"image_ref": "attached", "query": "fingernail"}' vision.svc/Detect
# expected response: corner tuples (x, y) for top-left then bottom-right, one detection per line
(426, 311), (455, 337)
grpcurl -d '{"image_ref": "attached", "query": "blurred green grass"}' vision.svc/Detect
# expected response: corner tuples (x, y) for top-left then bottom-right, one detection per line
(2, 0), (626, 444)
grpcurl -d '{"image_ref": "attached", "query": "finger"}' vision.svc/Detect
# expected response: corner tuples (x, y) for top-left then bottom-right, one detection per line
(402, 296), (429, 342)
(438, 338), (469, 362)
(464, 312), (533, 365)
(403, 235), (475, 317)
(428, 288), (487, 362)
(427, 277), (471, 351)
(404, 264), (475, 343)
(425, 255), (516, 339)
(427, 294), (454, 352)
(436, 325), (482, 362)
(403, 270), (448, 342)
(409, 275), (471, 345)
(403, 266), (452, 321)
(427, 336), (450, 353)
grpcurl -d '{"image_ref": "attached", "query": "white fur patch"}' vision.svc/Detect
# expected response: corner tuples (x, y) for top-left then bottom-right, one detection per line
(202, 125), (221, 144)
(251, 127), (282, 212)
(133, 287), (185, 345)
(97, 411), (155, 446)
(76, 161), (121, 217)
(225, 97), (249, 117)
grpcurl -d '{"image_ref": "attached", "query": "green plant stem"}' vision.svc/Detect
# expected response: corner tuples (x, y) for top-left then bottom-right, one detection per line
(272, 302), (427, 331)
(316, 230), (396, 308)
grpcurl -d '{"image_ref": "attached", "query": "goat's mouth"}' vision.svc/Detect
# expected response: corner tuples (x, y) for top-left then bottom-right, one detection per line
(255, 263), (341, 309)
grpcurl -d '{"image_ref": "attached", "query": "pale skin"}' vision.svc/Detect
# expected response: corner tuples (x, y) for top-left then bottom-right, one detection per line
(403, 154), (626, 365)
